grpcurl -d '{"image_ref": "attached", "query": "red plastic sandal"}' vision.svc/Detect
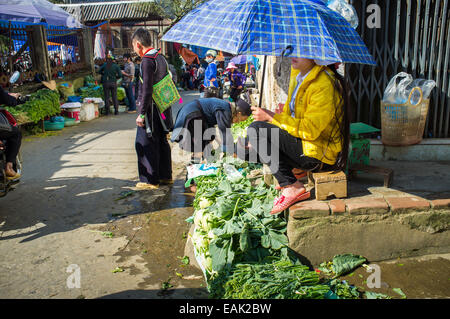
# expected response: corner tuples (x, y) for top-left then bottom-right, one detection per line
(270, 191), (311, 215)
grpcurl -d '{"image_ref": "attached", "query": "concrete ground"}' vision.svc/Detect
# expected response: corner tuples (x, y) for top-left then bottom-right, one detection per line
(1, 88), (449, 299)
(0, 90), (207, 299)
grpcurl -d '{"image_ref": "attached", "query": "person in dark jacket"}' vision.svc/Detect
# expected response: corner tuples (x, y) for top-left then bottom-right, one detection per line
(98, 55), (122, 115)
(171, 97), (251, 163)
(132, 27), (173, 190)
(134, 56), (141, 103)
(0, 86), (22, 179)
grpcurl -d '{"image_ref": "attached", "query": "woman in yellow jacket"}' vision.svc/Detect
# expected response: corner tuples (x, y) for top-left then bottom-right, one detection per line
(244, 57), (350, 215)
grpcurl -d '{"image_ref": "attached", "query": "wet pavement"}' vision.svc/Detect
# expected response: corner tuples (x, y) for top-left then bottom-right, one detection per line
(0, 89), (448, 299)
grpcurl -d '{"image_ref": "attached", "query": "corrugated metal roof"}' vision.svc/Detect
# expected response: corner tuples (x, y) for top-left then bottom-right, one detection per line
(59, 1), (162, 23)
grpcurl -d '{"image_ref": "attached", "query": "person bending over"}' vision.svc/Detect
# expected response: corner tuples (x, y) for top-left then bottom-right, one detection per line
(171, 97), (251, 163)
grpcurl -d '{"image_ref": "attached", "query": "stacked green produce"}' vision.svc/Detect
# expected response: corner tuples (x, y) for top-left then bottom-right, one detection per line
(189, 156), (391, 299)
(230, 115), (254, 142)
(78, 86), (104, 99)
(3, 89), (60, 123)
(78, 85), (125, 101)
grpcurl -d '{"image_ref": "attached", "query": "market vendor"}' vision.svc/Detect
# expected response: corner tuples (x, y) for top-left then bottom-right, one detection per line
(237, 57), (350, 215)
(171, 97), (252, 163)
(98, 54), (122, 115)
(224, 62), (246, 102)
(0, 86), (22, 180)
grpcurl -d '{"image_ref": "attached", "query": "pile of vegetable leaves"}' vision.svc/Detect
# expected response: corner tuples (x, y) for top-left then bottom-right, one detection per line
(212, 258), (330, 299)
(3, 89), (60, 123)
(190, 158), (289, 279)
(78, 86), (104, 99)
(189, 156), (391, 300)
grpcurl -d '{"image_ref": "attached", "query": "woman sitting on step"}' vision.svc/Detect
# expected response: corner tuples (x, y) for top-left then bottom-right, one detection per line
(237, 57), (351, 215)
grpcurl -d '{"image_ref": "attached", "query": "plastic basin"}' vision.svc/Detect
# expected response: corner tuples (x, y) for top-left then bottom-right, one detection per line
(64, 117), (77, 127)
(44, 120), (64, 131)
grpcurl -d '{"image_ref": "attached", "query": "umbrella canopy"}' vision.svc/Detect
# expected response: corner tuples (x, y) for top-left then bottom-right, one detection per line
(162, 0), (375, 65)
(231, 55), (248, 65)
(0, 0), (83, 28)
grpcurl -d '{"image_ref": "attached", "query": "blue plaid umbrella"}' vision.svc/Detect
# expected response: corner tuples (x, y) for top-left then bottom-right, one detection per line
(230, 55), (248, 65)
(162, 0), (375, 65)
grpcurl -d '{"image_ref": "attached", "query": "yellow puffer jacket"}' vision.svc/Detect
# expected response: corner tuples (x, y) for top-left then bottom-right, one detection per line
(271, 64), (343, 165)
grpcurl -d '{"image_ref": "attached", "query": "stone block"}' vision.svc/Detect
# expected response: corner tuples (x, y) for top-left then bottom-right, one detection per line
(431, 199), (450, 210)
(385, 196), (431, 214)
(289, 200), (330, 219)
(345, 197), (389, 215)
(329, 199), (346, 215)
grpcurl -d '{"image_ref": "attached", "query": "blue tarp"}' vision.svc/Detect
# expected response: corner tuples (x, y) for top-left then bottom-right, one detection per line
(0, 0), (83, 28)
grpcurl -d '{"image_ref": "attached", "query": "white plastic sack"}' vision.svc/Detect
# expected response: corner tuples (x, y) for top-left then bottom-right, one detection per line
(327, 0), (359, 29)
(60, 102), (82, 109)
(83, 97), (103, 104)
(80, 103), (96, 121)
(383, 72), (436, 105)
(187, 164), (218, 180)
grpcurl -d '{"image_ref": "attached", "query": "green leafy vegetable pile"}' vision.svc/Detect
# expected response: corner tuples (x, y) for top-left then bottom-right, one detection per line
(190, 157), (287, 279)
(189, 156), (395, 300)
(78, 85), (125, 101)
(214, 258), (330, 299)
(3, 89), (61, 123)
(78, 86), (104, 99)
(230, 115), (254, 142)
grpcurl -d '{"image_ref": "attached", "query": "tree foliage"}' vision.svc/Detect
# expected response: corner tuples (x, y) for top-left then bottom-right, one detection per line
(155, 0), (207, 31)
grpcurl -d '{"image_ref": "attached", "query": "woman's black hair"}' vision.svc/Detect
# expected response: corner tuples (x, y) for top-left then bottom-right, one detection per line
(327, 64), (351, 171)
(235, 98), (252, 116)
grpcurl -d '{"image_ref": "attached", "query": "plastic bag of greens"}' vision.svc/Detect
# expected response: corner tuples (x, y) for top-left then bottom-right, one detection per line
(117, 87), (126, 101)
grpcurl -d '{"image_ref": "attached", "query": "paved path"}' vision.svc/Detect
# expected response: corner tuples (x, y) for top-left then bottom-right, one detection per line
(0, 91), (204, 299)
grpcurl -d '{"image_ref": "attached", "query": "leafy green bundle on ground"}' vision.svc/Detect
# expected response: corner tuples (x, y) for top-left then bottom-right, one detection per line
(318, 254), (367, 278)
(3, 89), (60, 123)
(214, 258), (330, 299)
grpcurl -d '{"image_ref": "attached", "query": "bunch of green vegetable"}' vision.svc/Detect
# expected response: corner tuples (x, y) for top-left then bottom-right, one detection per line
(318, 254), (367, 278)
(231, 115), (254, 142)
(190, 158), (290, 279)
(78, 86), (104, 99)
(84, 75), (96, 87)
(3, 89), (60, 123)
(212, 258), (330, 299)
(117, 87), (126, 101)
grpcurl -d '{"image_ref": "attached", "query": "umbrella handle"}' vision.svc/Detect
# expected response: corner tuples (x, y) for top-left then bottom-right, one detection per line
(277, 45), (293, 77)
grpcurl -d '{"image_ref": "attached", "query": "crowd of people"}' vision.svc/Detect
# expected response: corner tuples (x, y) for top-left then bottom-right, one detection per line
(180, 63), (205, 91)
(0, 27), (350, 215)
(126, 28), (349, 214)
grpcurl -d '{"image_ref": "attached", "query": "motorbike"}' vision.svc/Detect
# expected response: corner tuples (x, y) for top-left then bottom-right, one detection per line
(0, 73), (25, 197)
(0, 109), (22, 197)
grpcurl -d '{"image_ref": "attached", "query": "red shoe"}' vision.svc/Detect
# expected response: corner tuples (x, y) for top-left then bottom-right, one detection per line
(270, 191), (311, 215)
